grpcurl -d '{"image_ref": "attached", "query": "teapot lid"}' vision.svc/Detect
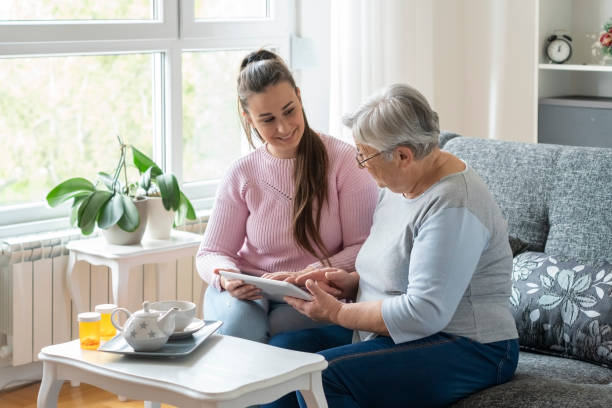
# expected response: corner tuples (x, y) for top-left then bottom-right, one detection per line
(132, 301), (159, 317)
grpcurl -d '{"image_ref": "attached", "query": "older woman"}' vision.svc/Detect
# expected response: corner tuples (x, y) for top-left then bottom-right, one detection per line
(265, 84), (519, 408)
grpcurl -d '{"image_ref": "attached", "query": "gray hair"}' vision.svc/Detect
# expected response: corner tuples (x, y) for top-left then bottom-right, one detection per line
(342, 83), (440, 160)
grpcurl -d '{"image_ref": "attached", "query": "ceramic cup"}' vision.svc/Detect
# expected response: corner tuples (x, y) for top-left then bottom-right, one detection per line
(149, 300), (196, 331)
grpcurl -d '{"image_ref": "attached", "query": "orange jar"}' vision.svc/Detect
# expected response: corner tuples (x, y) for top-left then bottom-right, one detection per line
(95, 304), (117, 340)
(78, 312), (101, 350)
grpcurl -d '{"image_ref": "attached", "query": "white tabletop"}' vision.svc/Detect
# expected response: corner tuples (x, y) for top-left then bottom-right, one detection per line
(39, 333), (328, 401)
(65, 230), (201, 259)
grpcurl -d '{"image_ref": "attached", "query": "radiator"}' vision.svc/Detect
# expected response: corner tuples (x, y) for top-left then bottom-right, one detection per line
(0, 223), (206, 367)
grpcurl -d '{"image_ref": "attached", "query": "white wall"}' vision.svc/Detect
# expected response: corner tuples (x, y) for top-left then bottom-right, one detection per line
(433, 0), (537, 142)
(297, 0), (538, 143)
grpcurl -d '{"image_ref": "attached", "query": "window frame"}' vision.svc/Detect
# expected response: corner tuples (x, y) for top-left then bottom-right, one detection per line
(0, 0), (293, 238)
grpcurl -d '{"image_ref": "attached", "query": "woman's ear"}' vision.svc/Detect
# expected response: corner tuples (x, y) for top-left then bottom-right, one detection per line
(242, 109), (253, 125)
(396, 146), (413, 166)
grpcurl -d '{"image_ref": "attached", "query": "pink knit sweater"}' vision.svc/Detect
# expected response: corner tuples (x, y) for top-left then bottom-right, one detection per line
(196, 134), (379, 290)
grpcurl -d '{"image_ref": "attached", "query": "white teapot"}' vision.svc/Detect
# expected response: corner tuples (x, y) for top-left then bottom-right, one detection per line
(111, 301), (179, 351)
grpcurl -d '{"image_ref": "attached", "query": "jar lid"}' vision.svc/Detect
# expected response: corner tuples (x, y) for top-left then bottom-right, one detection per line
(78, 312), (101, 322)
(94, 304), (118, 313)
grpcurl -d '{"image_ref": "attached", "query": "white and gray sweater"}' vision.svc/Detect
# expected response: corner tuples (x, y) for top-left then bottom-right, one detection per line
(355, 163), (519, 344)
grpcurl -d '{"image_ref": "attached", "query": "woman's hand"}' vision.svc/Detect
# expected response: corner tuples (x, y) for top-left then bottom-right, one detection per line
(261, 266), (315, 283)
(260, 271), (295, 281)
(213, 269), (262, 300)
(284, 279), (343, 323)
(295, 268), (359, 300)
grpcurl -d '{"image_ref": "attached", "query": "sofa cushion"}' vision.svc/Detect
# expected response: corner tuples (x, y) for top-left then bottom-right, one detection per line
(510, 252), (612, 368)
(451, 351), (612, 407)
(509, 236), (530, 257)
(545, 146), (612, 263)
(451, 375), (612, 407)
(515, 350), (612, 384)
(442, 137), (558, 252)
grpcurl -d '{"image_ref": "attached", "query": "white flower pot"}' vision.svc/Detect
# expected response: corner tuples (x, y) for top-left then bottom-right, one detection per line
(145, 197), (174, 240)
(101, 198), (148, 245)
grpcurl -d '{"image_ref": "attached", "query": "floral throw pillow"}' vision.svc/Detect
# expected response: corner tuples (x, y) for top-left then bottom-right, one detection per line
(510, 251), (612, 368)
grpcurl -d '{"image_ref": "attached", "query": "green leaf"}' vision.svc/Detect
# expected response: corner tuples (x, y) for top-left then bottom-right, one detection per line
(132, 147), (162, 177)
(139, 166), (153, 190)
(98, 193), (125, 229)
(175, 191), (196, 226)
(46, 178), (95, 207)
(77, 190), (113, 234)
(97, 172), (116, 191)
(156, 173), (180, 211)
(117, 196), (140, 232)
(70, 195), (90, 227)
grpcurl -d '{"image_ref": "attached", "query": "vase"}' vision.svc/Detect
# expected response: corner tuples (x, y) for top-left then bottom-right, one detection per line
(101, 198), (148, 245)
(145, 196), (174, 240)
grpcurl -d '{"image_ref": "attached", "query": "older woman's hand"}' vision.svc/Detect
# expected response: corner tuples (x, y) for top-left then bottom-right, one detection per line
(284, 279), (343, 323)
(295, 268), (359, 301)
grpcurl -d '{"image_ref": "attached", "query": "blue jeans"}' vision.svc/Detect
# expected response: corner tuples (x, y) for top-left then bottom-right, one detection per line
(264, 326), (519, 408)
(203, 285), (329, 343)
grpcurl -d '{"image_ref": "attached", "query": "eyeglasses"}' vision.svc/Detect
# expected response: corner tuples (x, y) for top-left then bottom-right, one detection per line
(355, 150), (385, 168)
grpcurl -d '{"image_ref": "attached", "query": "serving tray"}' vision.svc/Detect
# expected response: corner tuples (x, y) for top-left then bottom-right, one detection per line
(98, 320), (222, 357)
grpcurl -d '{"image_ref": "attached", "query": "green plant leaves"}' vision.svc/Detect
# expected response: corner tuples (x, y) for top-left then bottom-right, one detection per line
(130, 146), (196, 221)
(98, 193), (125, 229)
(175, 191), (197, 226)
(97, 172), (117, 191)
(46, 178), (94, 207)
(77, 190), (113, 235)
(70, 195), (89, 227)
(132, 147), (162, 178)
(156, 173), (180, 211)
(117, 195), (140, 232)
(139, 166), (153, 191)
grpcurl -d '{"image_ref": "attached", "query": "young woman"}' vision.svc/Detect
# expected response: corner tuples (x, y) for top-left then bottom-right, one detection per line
(196, 49), (378, 343)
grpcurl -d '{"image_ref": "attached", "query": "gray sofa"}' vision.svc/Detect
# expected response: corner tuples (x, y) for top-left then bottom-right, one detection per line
(439, 133), (612, 407)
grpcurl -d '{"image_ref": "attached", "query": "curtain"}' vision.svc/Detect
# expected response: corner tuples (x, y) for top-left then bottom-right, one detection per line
(329, 0), (435, 142)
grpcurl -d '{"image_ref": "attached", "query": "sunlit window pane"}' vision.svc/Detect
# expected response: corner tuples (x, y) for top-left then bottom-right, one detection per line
(195, 0), (267, 20)
(0, 0), (154, 21)
(182, 50), (253, 183)
(0, 54), (155, 206)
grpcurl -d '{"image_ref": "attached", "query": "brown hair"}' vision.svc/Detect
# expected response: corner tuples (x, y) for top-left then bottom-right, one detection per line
(237, 49), (330, 263)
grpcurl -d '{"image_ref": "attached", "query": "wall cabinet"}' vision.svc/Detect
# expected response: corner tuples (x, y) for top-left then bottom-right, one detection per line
(537, 0), (612, 147)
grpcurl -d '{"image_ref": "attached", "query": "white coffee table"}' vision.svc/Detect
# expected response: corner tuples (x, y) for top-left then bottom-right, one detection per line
(37, 334), (328, 408)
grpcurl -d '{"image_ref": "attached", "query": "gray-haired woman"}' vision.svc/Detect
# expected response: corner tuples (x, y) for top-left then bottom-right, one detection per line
(265, 83), (520, 408)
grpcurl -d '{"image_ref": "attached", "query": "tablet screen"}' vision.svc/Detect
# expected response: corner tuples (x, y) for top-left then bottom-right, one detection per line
(219, 271), (313, 302)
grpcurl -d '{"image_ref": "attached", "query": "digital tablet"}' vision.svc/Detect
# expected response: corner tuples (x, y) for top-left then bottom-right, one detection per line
(218, 270), (313, 302)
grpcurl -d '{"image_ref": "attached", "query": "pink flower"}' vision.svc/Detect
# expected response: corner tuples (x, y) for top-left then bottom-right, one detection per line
(601, 32), (612, 47)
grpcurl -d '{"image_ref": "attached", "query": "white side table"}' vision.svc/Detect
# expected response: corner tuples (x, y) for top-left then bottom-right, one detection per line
(38, 334), (328, 408)
(66, 230), (201, 314)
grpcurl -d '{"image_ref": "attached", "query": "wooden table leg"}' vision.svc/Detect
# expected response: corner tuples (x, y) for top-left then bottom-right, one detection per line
(37, 362), (64, 408)
(300, 372), (328, 408)
(110, 261), (131, 308)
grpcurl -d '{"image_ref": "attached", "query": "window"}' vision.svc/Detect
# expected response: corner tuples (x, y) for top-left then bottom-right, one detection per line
(0, 0), (292, 238)
(0, 1), (155, 21)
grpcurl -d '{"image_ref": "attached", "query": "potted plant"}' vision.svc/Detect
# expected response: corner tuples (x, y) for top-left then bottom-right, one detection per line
(46, 136), (148, 245)
(132, 147), (196, 239)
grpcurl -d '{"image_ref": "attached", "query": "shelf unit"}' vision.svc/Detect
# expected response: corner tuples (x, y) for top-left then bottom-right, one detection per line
(536, 0), (612, 145)
(538, 63), (612, 73)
